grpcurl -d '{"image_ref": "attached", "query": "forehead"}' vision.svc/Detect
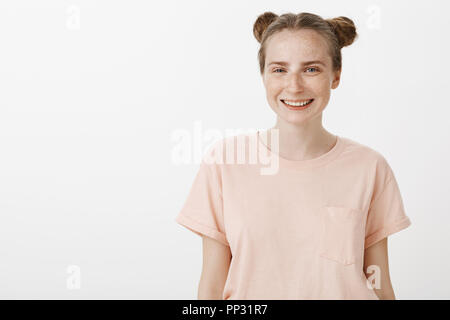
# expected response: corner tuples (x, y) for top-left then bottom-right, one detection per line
(265, 29), (330, 64)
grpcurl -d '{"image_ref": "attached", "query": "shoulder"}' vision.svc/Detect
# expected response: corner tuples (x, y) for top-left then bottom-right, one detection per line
(339, 136), (394, 179)
(340, 136), (389, 163)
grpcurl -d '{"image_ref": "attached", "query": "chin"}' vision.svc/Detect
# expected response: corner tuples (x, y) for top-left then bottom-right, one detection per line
(283, 115), (313, 125)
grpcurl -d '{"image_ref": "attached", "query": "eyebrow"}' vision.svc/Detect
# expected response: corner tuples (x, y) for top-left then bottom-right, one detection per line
(267, 60), (326, 67)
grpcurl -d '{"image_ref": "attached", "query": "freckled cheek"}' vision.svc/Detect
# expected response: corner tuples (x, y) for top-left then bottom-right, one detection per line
(266, 82), (283, 99)
(309, 80), (331, 98)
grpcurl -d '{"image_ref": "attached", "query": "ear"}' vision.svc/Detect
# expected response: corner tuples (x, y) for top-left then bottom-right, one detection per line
(331, 69), (341, 89)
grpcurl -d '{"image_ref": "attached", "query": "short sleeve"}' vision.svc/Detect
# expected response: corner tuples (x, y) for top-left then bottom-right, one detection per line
(364, 159), (412, 249)
(175, 155), (229, 247)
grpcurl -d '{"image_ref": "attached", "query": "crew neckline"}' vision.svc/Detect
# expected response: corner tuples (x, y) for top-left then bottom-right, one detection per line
(256, 130), (346, 170)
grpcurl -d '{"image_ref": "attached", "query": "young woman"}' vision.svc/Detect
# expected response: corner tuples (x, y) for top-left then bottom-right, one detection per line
(175, 12), (412, 300)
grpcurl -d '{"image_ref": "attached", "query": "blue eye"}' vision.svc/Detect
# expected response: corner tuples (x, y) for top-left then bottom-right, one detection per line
(273, 67), (319, 73)
(306, 67), (319, 73)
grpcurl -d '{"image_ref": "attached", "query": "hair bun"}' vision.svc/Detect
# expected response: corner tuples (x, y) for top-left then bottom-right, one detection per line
(253, 12), (279, 43)
(326, 16), (357, 48)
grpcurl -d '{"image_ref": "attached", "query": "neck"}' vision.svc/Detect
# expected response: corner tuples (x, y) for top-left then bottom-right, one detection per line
(262, 115), (337, 161)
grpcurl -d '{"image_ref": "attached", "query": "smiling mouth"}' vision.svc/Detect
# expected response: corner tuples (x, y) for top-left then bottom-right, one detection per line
(280, 98), (314, 108)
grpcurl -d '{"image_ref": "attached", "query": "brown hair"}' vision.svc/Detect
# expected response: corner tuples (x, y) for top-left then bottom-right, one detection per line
(253, 12), (358, 74)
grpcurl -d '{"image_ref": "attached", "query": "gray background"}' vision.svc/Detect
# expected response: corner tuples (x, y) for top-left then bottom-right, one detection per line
(0, 0), (448, 299)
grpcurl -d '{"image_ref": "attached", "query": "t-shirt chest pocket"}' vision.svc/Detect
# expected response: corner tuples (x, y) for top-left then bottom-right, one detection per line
(318, 206), (365, 265)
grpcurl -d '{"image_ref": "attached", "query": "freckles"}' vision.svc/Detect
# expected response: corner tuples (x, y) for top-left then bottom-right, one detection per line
(311, 79), (331, 92)
(267, 83), (282, 93)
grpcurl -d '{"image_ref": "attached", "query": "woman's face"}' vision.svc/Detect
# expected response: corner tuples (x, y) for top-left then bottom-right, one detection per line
(262, 29), (341, 125)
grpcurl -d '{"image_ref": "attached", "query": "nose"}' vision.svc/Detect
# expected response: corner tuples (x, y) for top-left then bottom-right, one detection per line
(286, 73), (305, 91)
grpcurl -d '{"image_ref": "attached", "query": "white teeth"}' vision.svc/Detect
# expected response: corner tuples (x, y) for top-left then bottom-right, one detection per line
(283, 99), (312, 107)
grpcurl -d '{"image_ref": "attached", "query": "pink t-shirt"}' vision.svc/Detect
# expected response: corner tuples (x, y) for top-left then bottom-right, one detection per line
(175, 131), (412, 300)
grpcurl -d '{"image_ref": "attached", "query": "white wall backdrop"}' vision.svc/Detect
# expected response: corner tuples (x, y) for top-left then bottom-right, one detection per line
(0, 0), (448, 299)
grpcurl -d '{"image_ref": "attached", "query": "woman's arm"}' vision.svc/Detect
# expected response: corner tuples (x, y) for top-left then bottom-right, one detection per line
(197, 236), (231, 300)
(363, 237), (396, 300)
